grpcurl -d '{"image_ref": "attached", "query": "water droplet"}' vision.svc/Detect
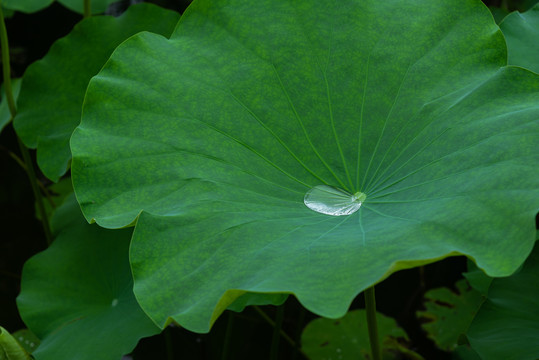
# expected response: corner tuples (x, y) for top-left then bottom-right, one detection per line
(111, 298), (119, 307)
(304, 185), (366, 216)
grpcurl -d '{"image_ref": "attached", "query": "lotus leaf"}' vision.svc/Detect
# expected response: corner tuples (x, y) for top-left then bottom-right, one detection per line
(16, 194), (160, 360)
(71, 0), (539, 332)
(13, 3), (180, 181)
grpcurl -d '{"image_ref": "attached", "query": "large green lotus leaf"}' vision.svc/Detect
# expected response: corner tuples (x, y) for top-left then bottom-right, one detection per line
(71, 0), (539, 332)
(500, 3), (539, 73)
(466, 242), (539, 360)
(16, 194), (160, 360)
(301, 309), (421, 360)
(0, 78), (21, 134)
(416, 279), (483, 351)
(13, 3), (180, 181)
(2, 0), (120, 14)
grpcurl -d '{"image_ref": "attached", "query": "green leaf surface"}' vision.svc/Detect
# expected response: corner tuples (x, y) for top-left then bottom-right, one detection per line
(227, 293), (288, 313)
(466, 242), (539, 360)
(35, 177), (73, 223)
(13, 3), (180, 181)
(1, 0), (120, 14)
(58, 0), (121, 14)
(0, 0), (52, 13)
(463, 260), (493, 296)
(488, 6), (509, 24)
(500, 3), (539, 73)
(71, 0), (539, 332)
(0, 327), (31, 360)
(10, 330), (39, 355)
(0, 7), (14, 18)
(452, 345), (481, 360)
(0, 78), (21, 134)
(301, 309), (421, 360)
(416, 279), (483, 351)
(16, 194), (160, 360)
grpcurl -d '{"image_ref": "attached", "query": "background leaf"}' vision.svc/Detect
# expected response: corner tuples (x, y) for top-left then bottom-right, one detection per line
(488, 6), (510, 23)
(416, 279), (483, 351)
(466, 242), (539, 360)
(499, 3), (539, 73)
(16, 194), (160, 360)
(71, 0), (539, 332)
(451, 345), (481, 360)
(0, 79), (21, 134)
(0, 326), (31, 360)
(301, 309), (422, 360)
(0, 0), (53, 14)
(10, 330), (39, 355)
(1, 0), (121, 14)
(462, 260), (492, 296)
(13, 3), (180, 181)
(58, 0), (121, 14)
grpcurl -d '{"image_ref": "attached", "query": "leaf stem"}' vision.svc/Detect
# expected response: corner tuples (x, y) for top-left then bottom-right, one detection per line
(0, 5), (53, 245)
(83, 0), (91, 18)
(0, 5), (16, 117)
(253, 306), (304, 353)
(269, 304), (285, 360)
(0, 145), (56, 208)
(291, 306), (306, 360)
(364, 286), (382, 360)
(220, 311), (234, 360)
(164, 326), (174, 360)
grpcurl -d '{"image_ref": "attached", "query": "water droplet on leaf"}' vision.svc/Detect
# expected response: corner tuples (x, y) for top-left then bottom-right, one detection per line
(304, 185), (366, 216)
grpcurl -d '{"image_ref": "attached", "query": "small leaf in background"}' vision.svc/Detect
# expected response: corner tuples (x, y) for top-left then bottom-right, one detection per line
(462, 260), (492, 296)
(1, 0), (121, 14)
(34, 177), (73, 224)
(488, 7), (509, 23)
(0, 326), (31, 360)
(16, 194), (161, 360)
(416, 279), (483, 352)
(451, 345), (481, 360)
(0, 0), (53, 14)
(13, 3), (180, 181)
(227, 292), (288, 313)
(301, 309), (423, 360)
(500, 3), (539, 73)
(57, 0), (121, 14)
(466, 242), (539, 360)
(11, 330), (39, 355)
(0, 79), (21, 134)
(0, 7), (15, 18)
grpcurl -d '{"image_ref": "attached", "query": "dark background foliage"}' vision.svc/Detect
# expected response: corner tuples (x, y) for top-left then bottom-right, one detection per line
(0, 0), (537, 358)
